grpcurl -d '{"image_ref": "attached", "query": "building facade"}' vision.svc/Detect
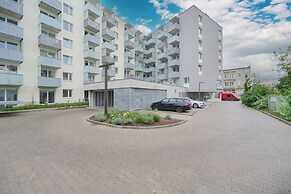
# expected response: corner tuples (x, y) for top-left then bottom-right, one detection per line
(0, 0), (223, 108)
(223, 66), (251, 96)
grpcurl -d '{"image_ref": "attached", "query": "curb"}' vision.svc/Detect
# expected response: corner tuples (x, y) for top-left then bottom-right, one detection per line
(0, 106), (88, 115)
(87, 117), (187, 130)
(258, 110), (291, 126)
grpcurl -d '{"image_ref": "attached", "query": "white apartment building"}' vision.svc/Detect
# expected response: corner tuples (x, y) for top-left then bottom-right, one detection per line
(0, 0), (223, 109)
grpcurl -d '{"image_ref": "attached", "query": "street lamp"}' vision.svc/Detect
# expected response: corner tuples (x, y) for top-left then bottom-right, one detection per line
(198, 82), (204, 101)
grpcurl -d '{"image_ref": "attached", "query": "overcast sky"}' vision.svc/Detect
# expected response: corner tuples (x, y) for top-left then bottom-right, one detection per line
(101, 0), (291, 76)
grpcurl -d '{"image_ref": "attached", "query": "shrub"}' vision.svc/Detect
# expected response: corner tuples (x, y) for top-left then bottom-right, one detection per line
(111, 117), (122, 125)
(108, 109), (124, 120)
(124, 117), (134, 124)
(253, 96), (268, 110)
(165, 114), (171, 120)
(143, 116), (155, 124)
(95, 113), (107, 122)
(152, 114), (161, 122)
(134, 114), (145, 123)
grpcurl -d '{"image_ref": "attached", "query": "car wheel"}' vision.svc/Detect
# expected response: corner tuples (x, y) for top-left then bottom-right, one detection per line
(176, 107), (183, 113)
(193, 103), (199, 108)
(151, 105), (157, 110)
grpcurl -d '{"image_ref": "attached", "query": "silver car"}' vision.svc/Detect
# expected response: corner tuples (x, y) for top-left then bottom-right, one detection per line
(183, 97), (205, 108)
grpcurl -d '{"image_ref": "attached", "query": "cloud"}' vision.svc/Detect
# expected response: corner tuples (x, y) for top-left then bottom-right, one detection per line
(136, 18), (153, 25)
(262, 3), (291, 20)
(149, 0), (178, 20)
(135, 25), (152, 35)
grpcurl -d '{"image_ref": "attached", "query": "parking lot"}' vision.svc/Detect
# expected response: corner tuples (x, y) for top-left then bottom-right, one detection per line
(1, 102), (291, 193)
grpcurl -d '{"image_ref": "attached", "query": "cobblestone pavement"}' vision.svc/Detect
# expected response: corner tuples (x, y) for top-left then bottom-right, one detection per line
(0, 102), (291, 194)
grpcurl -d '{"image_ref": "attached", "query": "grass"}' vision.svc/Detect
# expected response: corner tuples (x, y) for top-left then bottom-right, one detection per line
(262, 109), (291, 122)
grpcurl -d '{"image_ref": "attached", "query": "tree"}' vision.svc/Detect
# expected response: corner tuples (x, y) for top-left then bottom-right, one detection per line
(244, 74), (252, 92)
(274, 46), (291, 89)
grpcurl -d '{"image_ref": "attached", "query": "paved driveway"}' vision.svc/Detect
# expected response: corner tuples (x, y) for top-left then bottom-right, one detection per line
(0, 102), (291, 194)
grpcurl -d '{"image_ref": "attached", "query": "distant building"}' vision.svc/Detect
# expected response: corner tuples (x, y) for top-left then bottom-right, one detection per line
(223, 66), (251, 96)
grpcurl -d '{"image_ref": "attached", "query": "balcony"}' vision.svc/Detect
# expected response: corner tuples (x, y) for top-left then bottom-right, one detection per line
(219, 35), (222, 40)
(144, 48), (155, 55)
(39, 56), (61, 69)
(157, 41), (167, 49)
(102, 28), (116, 40)
(0, 47), (23, 64)
(168, 71), (180, 79)
(102, 42), (115, 53)
(158, 31), (168, 40)
(157, 74), (168, 80)
(144, 67), (155, 73)
(84, 49), (99, 61)
(0, 20), (23, 41)
(168, 35), (180, 45)
(168, 23), (180, 34)
(135, 45), (144, 54)
(157, 62), (167, 70)
(135, 35), (143, 42)
(145, 39), (155, 47)
(124, 62), (135, 70)
(169, 59), (180, 67)
(157, 52), (168, 60)
(102, 68), (115, 77)
(38, 34), (61, 51)
(169, 47), (180, 56)
(102, 55), (115, 65)
(0, 72), (23, 86)
(199, 34), (203, 39)
(125, 28), (135, 38)
(125, 51), (134, 59)
(144, 76), (155, 82)
(84, 18), (100, 33)
(84, 65), (99, 75)
(84, 2), (101, 20)
(124, 40), (134, 49)
(102, 14), (116, 28)
(135, 65), (144, 72)
(199, 46), (203, 52)
(38, 13), (61, 33)
(38, 77), (61, 88)
(0, 0), (23, 19)
(124, 74), (134, 79)
(144, 58), (155, 64)
(199, 21), (202, 27)
(84, 34), (100, 47)
(219, 45), (222, 51)
(135, 75), (143, 80)
(39, 0), (61, 15)
(199, 59), (203, 64)
(219, 55), (222, 60)
(135, 55), (143, 62)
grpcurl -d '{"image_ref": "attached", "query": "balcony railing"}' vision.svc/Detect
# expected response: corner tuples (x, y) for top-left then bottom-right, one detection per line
(84, 65), (99, 75)
(157, 62), (167, 70)
(124, 62), (135, 70)
(0, 0), (23, 19)
(168, 35), (180, 45)
(102, 28), (116, 40)
(84, 49), (100, 60)
(39, 13), (61, 33)
(0, 47), (23, 64)
(157, 74), (168, 80)
(84, 2), (101, 19)
(102, 42), (116, 53)
(135, 65), (144, 72)
(38, 0), (62, 15)
(38, 34), (61, 51)
(124, 40), (134, 49)
(168, 72), (180, 79)
(102, 55), (115, 65)
(0, 72), (23, 86)
(38, 77), (61, 88)
(168, 47), (180, 56)
(168, 23), (180, 34)
(84, 18), (100, 33)
(125, 28), (135, 38)
(168, 59), (180, 67)
(0, 20), (23, 41)
(38, 56), (61, 69)
(144, 67), (155, 73)
(84, 34), (100, 47)
(125, 51), (135, 59)
(102, 14), (116, 28)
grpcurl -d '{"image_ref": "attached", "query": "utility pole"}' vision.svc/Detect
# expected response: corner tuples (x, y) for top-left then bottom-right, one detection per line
(104, 65), (108, 117)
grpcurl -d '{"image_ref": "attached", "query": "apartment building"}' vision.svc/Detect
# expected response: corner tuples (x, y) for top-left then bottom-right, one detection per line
(223, 66), (251, 96)
(0, 0), (223, 109)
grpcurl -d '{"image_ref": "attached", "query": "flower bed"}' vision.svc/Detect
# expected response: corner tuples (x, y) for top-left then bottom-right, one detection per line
(91, 109), (182, 127)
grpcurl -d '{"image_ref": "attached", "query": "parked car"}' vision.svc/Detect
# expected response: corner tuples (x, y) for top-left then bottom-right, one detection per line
(151, 98), (192, 113)
(182, 97), (205, 108)
(218, 92), (240, 101)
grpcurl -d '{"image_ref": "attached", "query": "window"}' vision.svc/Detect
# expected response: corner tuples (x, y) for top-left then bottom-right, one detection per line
(40, 50), (56, 58)
(184, 77), (190, 84)
(198, 15), (202, 22)
(40, 11), (56, 19)
(198, 65), (202, 72)
(63, 38), (73, 48)
(63, 3), (73, 15)
(0, 64), (17, 73)
(7, 18), (17, 25)
(63, 21), (73, 32)
(199, 40), (202, 47)
(41, 69), (54, 78)
(199, 52), (202, 60)
(198, 28), (202, 34)
(40, 91), (55, 104)
(63, 90), (72, 98)
(63, 72), (73, 81)
(41, 30), (55, 38)
(63, 55), (73, 65)
(0, 41), (18, 50)
(0, 90), (4, 101)
(0, 89), (18, 102)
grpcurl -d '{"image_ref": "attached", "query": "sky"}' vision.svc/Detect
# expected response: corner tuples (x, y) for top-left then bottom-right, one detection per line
(100, 0), (291, 78)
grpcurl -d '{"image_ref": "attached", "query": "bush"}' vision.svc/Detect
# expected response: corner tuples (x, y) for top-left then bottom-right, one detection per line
(134, 114), (145, 123)
(143, 116), (155, 124)
(165, 114), (171, 120)
(111, 117), (122, 125)
(108, 109), (124, 120)
(95, 113), (107, 122)
(124, 118), (134, 124)
(253, 96), (268, 110)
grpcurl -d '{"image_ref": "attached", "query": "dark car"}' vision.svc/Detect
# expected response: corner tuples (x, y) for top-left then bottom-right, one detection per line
(151, 98), (192, 113)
